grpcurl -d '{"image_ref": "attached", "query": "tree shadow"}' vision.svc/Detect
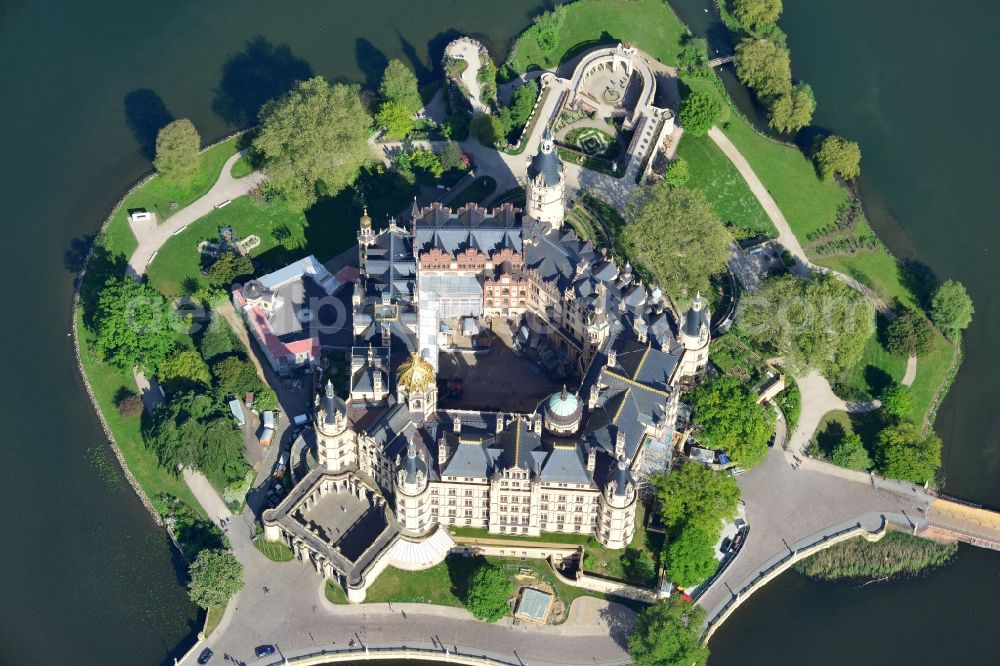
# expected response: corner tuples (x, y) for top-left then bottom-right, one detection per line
(395, 29), (432, 83)
(597, 601), (639, 650)
(78, 244), (129, 331)
(898, 259), (939, 310)
(65, 234), (94, 275)
(427, 29), (463, 74)
(815, 419), (846, 456)
(213, 36), (313, 126)
(124, 89), (174, 160)
(445, 555), (479, 602)
(863, 365), (894, 397)
(355, 38), (389, 92)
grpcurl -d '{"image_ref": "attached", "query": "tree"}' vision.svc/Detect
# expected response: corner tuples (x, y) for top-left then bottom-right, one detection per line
(690, 376), (775, 468)
(470, 112), (504, 147)
(665, 522), (719, 587)
(198, 315), (239, 362)
(505, 80), (539, 137)
(880, 383), (913, 423)
(678, 37), (709, 70)
(930, 279), (974, 337)
(154, 119), (201, 184)
(738, 273), (875, 377)
(735, 39), (792, 100)
(116, 391), (144, 418)
(376, 100), (415, 141)
(439, 140), (466, 172)
(532, 7), (565, 56)
(622, 183), (729, 297)
(93, 276), (177, 374)
(212, 356), (260, 397)
(650, 463), (741, 531)
(159, 349), (211, 388)
(379, 59), (422, 113)
(254, 77), (372, 209)
(679, 91), (721, 137)
(464, 562), (511, 622)
(813, 135), (861, 181)
(768, 82), (814, 133)
(187, 549), (245, 609)
(621, 549), (658, 585)
(663, 158), (690, 186)
(878, 423), (941, 484)
(208, 251), (253, 286)
(629, 598), (709, 666)
(829, 433), (871, 471)
(885, 310), (935, 356)
(732, 0), (783, 31)
(145, 391), (245, 480)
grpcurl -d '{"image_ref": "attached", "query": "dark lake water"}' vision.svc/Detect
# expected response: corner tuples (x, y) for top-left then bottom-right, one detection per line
(2, 0), (996, 664)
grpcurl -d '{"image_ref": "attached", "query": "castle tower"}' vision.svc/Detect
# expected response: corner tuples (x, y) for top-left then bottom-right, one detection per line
(358, 205), (374, 247)
(314, 380), (356, 472)
(525, 127), (565, 229)
(393, 437), (433, 537)
(597, 458), (637, 549)
(543, 385), (583, 436)
(677, 293), (711, 381)
(396, 352), (437, 421)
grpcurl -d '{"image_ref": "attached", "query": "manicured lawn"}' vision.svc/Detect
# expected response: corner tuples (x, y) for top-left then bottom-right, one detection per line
(836, 327), (907, 400)
(104, 137), (242, 261)
(680, 75), (732, 125)
(74, 310), (204, 514)
(325, 579), (349, 604)
(676, 133), (775, 238)
(203, 605), (225, 637)
(908, 330), (956, 426)
(253, 537), (294, 562)
(817, 250), (916, 311)
(230, 155), (253, 179)
(448, 176), (497, 208)
(508, 0), (686, 73)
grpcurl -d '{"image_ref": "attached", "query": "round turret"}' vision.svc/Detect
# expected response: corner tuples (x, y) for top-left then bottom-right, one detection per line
(525, 127), (566, 228)
(544, 385), (583, 435)
(317, 379), (347, 435)
(360, 205), (372, 229)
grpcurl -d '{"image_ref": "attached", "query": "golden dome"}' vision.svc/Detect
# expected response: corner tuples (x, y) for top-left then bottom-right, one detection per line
(397, 352), (435, 392)
(360, 205), (372, 229)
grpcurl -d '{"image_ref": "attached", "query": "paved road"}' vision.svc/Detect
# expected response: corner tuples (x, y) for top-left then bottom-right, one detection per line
(128, 153), (264, 276)
(902, 354), (918, 386)
(696, 447), (931, 620)
(448, 40), (490, 114)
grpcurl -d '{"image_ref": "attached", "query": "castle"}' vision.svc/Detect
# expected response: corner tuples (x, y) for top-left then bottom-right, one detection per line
(262, 133), (711, 600)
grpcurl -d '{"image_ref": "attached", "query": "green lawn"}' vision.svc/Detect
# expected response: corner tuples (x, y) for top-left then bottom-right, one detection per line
(253, 537), (294, 562)
(74, 310), (204, 514)
(676, 133), (775, 238)
(203, 605), (226, 638)
(230, 155), (253, 179)
(836, 327), (907, 400)
(508, 0), (686, 73)
(104, 137), (243, 261)
(908, 329), (956, 426)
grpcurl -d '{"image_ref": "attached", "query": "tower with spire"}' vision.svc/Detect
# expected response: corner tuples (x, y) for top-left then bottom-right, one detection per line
(677, 292), (711, 381)
(525, 127), (566, 228)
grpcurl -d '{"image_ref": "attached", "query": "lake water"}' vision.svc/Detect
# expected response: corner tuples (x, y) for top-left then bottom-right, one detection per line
(1, 0), (996, 664)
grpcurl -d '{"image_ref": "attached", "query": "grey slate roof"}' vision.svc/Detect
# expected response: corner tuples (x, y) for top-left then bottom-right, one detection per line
(539, 445), (592, 485)
(527, 128), (563, 187)
(320, 380), (346, 425)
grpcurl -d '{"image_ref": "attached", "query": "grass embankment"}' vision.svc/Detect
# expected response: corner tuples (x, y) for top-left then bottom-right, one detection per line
(794, 531), (957, 581)
(676, 133), (775, 238)
(253, 537), (294, 562)
(507, 0), (686, 73)
(327, 555), (646, 618)
(203, 605), (226, 637)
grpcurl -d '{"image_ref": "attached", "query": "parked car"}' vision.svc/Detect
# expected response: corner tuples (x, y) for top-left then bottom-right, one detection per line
(255, 645), (276, 658)
(197, 647), (213, 664)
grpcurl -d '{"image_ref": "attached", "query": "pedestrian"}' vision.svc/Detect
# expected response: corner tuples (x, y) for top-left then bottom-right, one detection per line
(263, 586), (269, 594)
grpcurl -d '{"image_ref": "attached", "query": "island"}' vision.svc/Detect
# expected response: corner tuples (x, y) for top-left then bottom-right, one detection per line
(72, 2), (999, 665)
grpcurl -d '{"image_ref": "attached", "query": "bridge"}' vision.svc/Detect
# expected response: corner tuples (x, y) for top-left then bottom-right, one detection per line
(923, 497), (1000, 550)
(708, 54), (735, 67)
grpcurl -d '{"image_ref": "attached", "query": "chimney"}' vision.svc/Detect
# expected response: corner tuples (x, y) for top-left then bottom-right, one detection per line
(453, 416), (462, 433)
(496, 413), (505, 434)
(586, 447), (596, 473)
(438, 433), (450, 468)
(381, 324), (391, 348)
(373, 369), (383, 396)
(615, 430), (625, 459)
(533, 414), (542, 434)
(607, 348), (617, 368)
(589, 384), (600, 409)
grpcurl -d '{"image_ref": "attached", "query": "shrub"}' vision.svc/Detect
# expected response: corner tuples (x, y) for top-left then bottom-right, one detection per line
(464, 562), (511, 622)
(116, 391), (144, 418)
(663, 158), (691, 186)
(679, 91), (721, 137)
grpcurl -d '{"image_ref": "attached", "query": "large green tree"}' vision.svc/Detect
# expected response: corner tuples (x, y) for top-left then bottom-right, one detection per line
(208, 251), (253, 286)
(738, 273), (875, 377)
(197, 315), (239, 362)
(678, 37), (709, 70)
(159, 349), (211, 388)
(829, 433), (871, 471)
(376, 100), (415, 141)
(650, 463), (741, 531)
(254, 77), (372, 209)
(93, 277), (177, 374)
(665, 522), (719, 587)
(732, 0), (783, 31)
(145, 391), (246, 481)
(679, 91), (721, 137)
(930, 279), (974, 338)
(379, 59), (422, 113)
(768, 82), (814, 133)
(663, 158), (690, 186)
(464, 562), (511, 622)
(813, 135), (862, 181)
(629, 598), (709, 666)
(154, 119), (201, 184)
(690, 376), (774, 468)
(212, 356), (261, 397)
(880, 383), (913, 423)
(187, 549), (245, 609)
(735, 38), (792, 99)
(622, 183), (729, 298)
(885, 310), (935, 356)
(878, 423), (942, 483)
